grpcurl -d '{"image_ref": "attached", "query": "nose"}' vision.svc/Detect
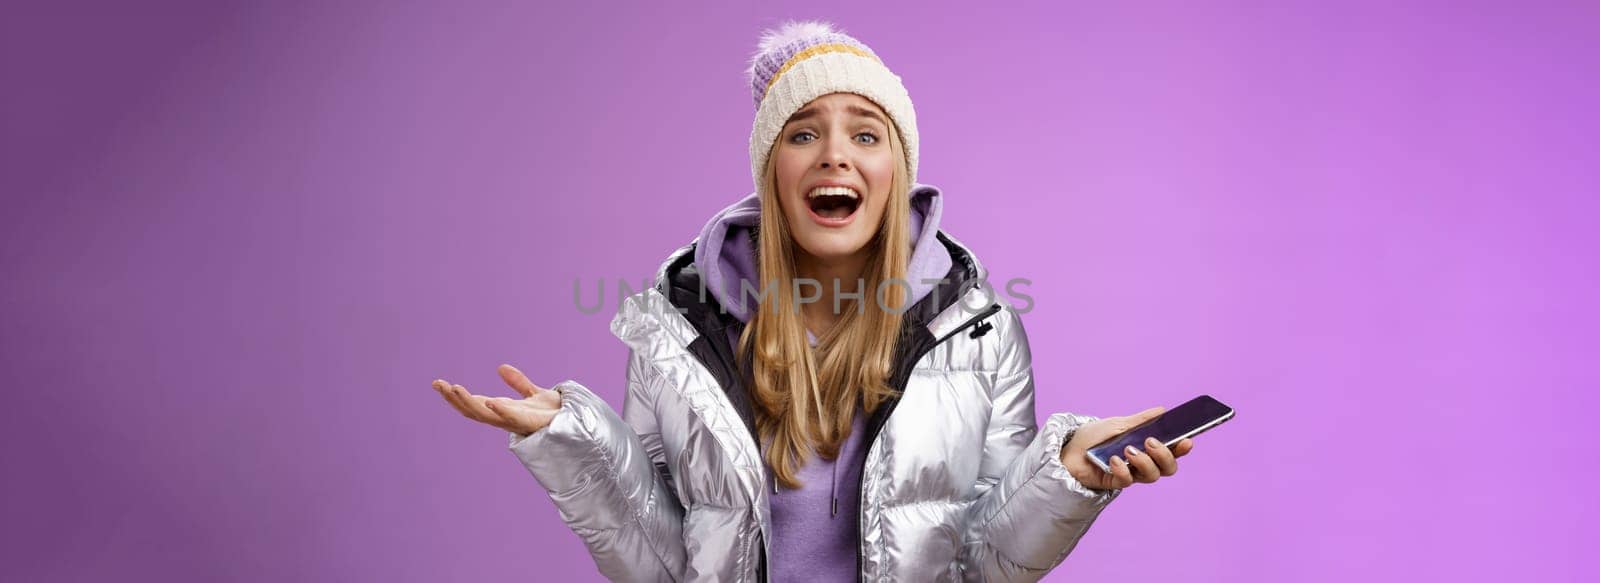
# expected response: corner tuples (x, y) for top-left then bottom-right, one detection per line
(819, 135), (851, 171)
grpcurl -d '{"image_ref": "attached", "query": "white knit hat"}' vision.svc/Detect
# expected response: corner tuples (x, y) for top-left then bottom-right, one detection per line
(745, 20), (919, 191)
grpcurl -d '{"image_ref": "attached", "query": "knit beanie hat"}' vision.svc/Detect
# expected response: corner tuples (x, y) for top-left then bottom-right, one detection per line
(746, 20), (919, 192)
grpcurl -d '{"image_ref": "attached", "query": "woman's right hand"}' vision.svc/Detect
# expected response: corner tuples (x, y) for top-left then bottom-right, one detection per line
(431, 364), (564, 436)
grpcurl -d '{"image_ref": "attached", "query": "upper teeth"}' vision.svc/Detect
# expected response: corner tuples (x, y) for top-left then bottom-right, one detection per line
(808, 186), (859, 199)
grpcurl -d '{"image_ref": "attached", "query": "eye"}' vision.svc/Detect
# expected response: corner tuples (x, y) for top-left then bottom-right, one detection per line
(787, 130), (879, 145)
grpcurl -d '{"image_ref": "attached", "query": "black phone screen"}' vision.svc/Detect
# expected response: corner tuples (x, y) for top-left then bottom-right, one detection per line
(1086, 395), (1234, 467)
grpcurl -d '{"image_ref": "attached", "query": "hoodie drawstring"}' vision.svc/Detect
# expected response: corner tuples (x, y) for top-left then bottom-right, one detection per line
(830, 454), (839, 518)
(769, 453), (841, 518)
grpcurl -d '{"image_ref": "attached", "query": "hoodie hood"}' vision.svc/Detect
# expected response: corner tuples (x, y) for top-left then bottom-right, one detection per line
(692, 183), (953, 323)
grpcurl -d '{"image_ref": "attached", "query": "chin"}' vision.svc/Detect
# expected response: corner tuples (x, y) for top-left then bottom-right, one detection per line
(793, 230), (872, 261)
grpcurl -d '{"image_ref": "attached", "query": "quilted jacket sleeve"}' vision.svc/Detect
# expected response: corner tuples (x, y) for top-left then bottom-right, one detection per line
(960, 306), (1123, 582)
(506, 349), (687, 582)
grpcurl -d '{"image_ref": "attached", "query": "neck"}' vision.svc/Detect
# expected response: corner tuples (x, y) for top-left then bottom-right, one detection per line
(793, 248), (870, 339)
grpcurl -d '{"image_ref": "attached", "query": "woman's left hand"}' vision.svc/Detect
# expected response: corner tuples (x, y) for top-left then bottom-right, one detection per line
(1059, 407), (1196, 491)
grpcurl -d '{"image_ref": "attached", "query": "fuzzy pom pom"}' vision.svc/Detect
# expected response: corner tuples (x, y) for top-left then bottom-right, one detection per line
(751, 19), (840, 63)
(746, 20), (845, 96)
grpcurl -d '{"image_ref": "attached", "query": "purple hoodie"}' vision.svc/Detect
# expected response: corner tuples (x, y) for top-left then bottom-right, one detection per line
(690, 184), (953, 581)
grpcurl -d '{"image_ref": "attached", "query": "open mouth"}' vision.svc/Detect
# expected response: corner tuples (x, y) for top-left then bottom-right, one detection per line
(806, 186), (862, 223)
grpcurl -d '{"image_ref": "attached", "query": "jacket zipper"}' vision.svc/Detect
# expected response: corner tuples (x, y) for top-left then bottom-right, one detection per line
(933, 302), (1002, 344)
(853, 301), (1001, 582)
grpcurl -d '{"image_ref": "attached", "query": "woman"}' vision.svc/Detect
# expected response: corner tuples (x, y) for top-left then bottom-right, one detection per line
(430, 20), (1195, 582)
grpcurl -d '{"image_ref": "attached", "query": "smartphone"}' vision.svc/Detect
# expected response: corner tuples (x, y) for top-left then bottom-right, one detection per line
(1086, 395), (1235, 473)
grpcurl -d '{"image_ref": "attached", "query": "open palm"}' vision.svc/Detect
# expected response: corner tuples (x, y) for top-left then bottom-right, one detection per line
(430, 364), (563, 436)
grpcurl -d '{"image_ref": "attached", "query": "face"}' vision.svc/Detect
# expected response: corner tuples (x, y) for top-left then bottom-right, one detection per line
(772, 92), (897, 268)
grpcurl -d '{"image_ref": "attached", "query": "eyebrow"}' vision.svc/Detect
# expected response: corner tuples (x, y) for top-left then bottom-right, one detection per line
(788, 104), (889, 127)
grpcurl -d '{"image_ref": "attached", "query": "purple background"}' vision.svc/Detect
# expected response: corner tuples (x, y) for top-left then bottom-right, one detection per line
(3, 1), (1595, 581)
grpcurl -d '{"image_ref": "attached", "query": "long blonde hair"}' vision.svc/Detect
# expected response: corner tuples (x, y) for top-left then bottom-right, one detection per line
(737, 112), (914, 489)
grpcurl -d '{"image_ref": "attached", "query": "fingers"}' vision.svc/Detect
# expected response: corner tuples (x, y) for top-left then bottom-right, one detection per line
(497, 364), (542, 398)
(460, 391), (502, 422)
(432, 379), (471, 416)
(1143, 437), (1179, 477)
(1173, 438), (1195, 458)
(1123, 444), (1161, 483)
(432, 379), (511, 431)
(1108, 455), (1135, 488)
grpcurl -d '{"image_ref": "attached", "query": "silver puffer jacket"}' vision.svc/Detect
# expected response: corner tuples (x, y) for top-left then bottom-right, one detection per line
(509, 233), (1122, 582)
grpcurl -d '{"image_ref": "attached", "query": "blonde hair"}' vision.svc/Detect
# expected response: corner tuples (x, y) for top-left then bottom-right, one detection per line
(737, 106), (913, 489)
